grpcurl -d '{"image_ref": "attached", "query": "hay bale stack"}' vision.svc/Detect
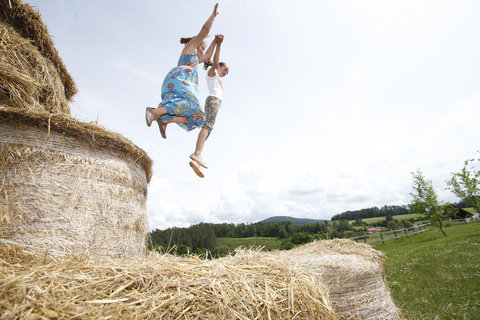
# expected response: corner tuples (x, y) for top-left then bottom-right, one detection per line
(287, 239), (402, 320)
(0, 244), (337, 319)
(0, 0), (76, 114)
(0, 106), (152, 257)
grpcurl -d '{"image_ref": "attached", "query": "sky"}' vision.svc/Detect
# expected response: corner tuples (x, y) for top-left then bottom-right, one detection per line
(28, 0), (480, 230)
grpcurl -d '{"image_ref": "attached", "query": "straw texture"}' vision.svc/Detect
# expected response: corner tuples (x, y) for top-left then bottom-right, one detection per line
(0, 245), (337, 320)
(0, 20), (71, 114)
(0, 0), (77, 106)
(0, 107), (152, 257)
(287, 239), (403, 320)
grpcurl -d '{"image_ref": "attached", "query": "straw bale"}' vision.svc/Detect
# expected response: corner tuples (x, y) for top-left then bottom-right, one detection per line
(0, 106), (152, 181)
(0, 21), (71, 114)
(0, 244), (337, 319)
(0, 0), (77, 102)
(285, 239), (402, 320)
(0, 107), (152, 257)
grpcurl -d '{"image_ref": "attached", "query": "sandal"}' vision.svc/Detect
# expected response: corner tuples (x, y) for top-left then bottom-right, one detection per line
(145, 107), (156, 127)
(157, 118), (167, 139)
(190, 154), (208, 169)
(189, 161), (205, 178)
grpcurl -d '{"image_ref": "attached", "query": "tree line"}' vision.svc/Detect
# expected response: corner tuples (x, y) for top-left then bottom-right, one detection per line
(331, 205), (410, 221)
(148, 216), (425, 256)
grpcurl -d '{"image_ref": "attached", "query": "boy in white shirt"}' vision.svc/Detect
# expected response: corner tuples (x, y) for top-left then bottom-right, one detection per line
(189, 34), (229, 178)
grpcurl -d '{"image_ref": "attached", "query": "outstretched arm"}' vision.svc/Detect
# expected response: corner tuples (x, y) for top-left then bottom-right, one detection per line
(198, 38), (216, 64)
(208, 34), (223, 77)
(182, 4), (218, 55)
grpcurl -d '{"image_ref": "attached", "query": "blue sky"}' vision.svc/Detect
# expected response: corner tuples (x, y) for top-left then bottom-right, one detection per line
(29, 0), (480, 230)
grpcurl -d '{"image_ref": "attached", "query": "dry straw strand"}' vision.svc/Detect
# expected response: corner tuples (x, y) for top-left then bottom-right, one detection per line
(0, 0), (77, 101)
(1, 245), (339, 319)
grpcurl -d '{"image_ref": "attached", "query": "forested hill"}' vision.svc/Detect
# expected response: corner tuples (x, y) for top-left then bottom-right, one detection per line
(331, 205), (410, 221)
(260, 216), (326, 225)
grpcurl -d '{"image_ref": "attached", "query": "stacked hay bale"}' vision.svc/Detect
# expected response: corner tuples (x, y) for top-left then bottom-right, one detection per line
(0, 244), (337, 319)
(0, 0), (152, 257)
(0, 0), (76, 114)
(286, 239), (403, 320)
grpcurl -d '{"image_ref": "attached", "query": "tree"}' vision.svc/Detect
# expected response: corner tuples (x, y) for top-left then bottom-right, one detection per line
(410, 170), (447, 236)
(335, 219), (353, 232)
(290, 232), (314, 245)
(447, 155), (480, 212)
(386, 220), (398, 230)
(353, 217), (363, 226)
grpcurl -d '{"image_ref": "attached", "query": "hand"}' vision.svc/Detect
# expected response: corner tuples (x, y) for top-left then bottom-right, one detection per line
(215, 34), (224, 44)
(213, 3), (219, 16)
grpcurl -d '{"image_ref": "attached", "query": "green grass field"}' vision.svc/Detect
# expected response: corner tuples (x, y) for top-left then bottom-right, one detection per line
(372, 222), (480, 319)
(216, 237), (281, 251)
(349, 213), (424, 224)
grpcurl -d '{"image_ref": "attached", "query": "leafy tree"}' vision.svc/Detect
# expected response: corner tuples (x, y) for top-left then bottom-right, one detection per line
(386, 220), (398, 230)
(176, 244), (191, 256)
(212, 246), (230, 258)
(336, 219), (353, 232)
(353, 217), (364, 226)
(447, 155), (480, 212)
(277, 226), (288, 239)
(290, 232), (314, 245)
(401, 219), (413, 228)
(410, 170), (447, 236)
(280, 239), (294, 250)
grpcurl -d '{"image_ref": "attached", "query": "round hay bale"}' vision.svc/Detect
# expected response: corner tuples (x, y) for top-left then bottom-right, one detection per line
(0, 107), (152, 257)
(288, 239), (403, 320)
(0, 0), (76, 114)
(0, 245), (337, 319)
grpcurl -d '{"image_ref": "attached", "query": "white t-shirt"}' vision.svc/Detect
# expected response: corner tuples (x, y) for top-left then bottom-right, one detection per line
(206, 73), (223, 101)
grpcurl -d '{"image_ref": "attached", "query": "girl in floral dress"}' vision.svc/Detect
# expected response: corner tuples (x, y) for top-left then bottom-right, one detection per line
(145, 4), (219, 137)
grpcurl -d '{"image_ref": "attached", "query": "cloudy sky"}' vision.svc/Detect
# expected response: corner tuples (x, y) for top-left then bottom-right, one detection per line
(29, 0), (480, 230)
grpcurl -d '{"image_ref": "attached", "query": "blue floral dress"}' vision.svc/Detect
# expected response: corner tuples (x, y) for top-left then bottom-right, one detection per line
(158, 54), (205, 131)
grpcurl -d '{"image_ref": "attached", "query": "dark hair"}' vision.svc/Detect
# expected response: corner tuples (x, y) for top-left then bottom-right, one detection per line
(219, 62), (229, 73)
(204, 61), (229, 72)
(203, 60), (213, 70)
(180, 37), (194, 44)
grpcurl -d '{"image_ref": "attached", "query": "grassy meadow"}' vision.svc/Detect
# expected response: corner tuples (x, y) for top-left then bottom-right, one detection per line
(372, 222), (480, 319)
(349, 213), (424, 224)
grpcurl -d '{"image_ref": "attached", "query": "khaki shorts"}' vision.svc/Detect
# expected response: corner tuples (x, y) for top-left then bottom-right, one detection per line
(202, 96), (221, 135)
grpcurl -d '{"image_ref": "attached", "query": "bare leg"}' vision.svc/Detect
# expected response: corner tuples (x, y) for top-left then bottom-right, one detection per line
(146, 106), (169, 127)
(190, 127), (210, 168)
(156, 116), (188, 139)
(152, 106), (168, 118)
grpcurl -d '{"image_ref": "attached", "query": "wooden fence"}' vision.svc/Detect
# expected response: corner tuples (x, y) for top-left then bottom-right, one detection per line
(351, 223), (432, 244)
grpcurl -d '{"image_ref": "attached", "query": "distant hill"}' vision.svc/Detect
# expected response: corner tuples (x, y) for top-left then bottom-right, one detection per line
(260, 216), (327, 225)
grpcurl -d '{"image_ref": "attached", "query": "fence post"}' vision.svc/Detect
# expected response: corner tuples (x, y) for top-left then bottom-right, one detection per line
(404, 228), (408, 236)
(380, 232), (384, 244)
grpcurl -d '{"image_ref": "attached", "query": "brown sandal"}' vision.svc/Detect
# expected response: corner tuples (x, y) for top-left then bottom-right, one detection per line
(157, 118), (167, 139)
(189, 154), (208, 169)
(189, 161), (205, 178)
(145, 107), (156, 127)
